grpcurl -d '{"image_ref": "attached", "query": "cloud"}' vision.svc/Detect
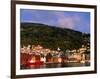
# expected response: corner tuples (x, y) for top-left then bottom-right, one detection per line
(21, 9), (90, 33)
(21, 9), (81, 29)
(58, 16), (76, 29)
(52, 12), (81, 29)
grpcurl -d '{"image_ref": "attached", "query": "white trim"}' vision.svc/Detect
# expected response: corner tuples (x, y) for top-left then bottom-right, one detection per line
(16, 4), (95, 75)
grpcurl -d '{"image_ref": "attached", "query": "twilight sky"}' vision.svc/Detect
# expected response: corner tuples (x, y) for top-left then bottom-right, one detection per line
(20, 9), (90, 33)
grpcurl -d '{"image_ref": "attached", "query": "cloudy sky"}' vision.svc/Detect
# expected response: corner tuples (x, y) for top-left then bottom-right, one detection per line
(20, 9), (90, 33)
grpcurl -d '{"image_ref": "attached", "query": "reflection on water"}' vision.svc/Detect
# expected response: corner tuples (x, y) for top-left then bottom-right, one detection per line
(21, 62), (90, 69)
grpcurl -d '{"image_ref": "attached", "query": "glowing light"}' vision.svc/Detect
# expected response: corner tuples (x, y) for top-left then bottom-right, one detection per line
(30, 60), (35, 63)
(58, 58), (62, 63)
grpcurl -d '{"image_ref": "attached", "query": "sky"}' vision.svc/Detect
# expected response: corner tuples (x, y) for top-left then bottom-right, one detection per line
(20, 9), (90, 33)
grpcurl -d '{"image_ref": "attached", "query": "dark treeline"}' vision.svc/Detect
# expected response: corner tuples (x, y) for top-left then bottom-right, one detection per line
(21, 23), (90, 52)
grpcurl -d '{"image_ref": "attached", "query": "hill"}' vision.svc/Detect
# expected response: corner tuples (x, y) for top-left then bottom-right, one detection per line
(21, 23), (84, 51)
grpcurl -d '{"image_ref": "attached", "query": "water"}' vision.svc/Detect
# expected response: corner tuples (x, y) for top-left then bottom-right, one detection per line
(21, 62), (90, 69)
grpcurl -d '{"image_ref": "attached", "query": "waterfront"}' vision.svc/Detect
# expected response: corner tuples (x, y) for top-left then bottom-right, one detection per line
(21, 62), (90, 69)
(20, 44), (90, 69)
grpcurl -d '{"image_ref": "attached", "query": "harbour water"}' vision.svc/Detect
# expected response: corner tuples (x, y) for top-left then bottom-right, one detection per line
(21, 62), (90, 69)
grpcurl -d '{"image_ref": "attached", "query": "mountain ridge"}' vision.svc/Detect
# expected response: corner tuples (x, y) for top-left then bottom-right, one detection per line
(21, 22), (87, 51)
(21, 22), (82, 33)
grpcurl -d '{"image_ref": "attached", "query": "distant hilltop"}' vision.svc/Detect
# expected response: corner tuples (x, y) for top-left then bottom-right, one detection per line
(21, 22), (90, 51)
